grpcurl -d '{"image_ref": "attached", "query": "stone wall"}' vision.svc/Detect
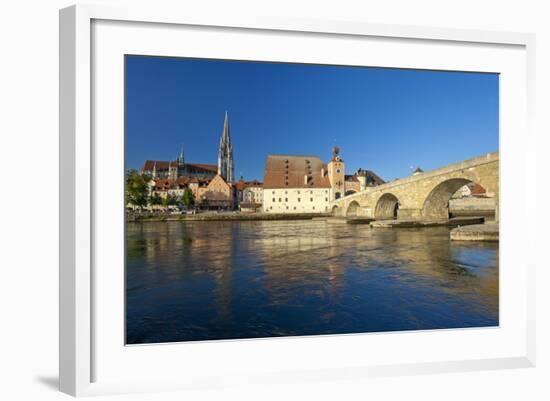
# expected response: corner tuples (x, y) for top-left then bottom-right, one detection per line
(330, 152), (499, 221)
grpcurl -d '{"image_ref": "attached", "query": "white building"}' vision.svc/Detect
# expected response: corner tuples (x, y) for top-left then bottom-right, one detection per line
(262, 155), (332, 213)
(243, 182), (263, 204)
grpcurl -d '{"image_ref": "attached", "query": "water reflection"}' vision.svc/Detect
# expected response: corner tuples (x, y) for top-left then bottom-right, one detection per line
(126, 220), (498, 344)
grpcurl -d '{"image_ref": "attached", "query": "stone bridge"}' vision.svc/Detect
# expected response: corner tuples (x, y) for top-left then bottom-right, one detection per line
(331, 152), (499, 221)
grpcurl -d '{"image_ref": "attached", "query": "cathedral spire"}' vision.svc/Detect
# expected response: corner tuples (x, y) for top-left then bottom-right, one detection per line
(177, 144), (185, 167)
(217, 111), (234, 183)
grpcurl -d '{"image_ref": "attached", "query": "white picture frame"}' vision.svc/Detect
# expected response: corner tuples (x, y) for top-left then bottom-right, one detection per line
(59, 4), (536, 397)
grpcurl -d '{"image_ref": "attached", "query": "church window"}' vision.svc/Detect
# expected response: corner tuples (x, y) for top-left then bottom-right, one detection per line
(336, 169), (341, 174)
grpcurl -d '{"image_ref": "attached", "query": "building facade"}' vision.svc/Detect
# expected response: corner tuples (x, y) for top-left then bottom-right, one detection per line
(262, 155), (332, 213)
(262, 147), (384, 214)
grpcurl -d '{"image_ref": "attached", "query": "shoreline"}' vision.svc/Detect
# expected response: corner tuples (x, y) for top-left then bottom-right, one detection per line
(127, 212), (332, 222)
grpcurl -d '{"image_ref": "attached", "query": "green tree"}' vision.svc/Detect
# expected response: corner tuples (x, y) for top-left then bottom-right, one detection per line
(199, 196), (209, 210)
(149, 193), (163, 207)
(181, 188), (195, 208)
(125, 170), (149, 210)
(162, 194), (177, 209)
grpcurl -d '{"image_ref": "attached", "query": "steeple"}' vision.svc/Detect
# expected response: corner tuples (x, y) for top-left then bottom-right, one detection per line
(217, 111), (234, 183)
(177, 144), (185, 167)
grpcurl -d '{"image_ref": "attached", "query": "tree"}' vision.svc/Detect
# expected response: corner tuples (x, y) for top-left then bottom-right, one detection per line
(149, 193), (163, 208)
(162, 194), (177, 209)
(181, 188), (195, 208)
(125, 170), (149, 210)
(199, 196), (209, 210)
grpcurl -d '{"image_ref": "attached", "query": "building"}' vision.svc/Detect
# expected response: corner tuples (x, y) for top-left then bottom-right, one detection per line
(197, 174), (234, 209)
(327, 146), (384, 200)
(140, 112), (235, 183)
(243, 180), (263, 205)
(235, 179), (263, 212)
(141, 156), (217, 180)
(262, 155), (332, 213)
(217, 111), (234, 183)
(262, 147), (384, 214)
(150, 174), (234, 210)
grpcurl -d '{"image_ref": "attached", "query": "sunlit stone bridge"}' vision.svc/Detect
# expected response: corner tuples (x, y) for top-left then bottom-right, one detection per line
(331, 152), (499, 222)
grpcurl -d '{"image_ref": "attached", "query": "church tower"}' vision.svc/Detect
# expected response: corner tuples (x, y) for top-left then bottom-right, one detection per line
(176, 145), (185, 177)
(217, 111), (234, 183)
(327, 146), (345, 200)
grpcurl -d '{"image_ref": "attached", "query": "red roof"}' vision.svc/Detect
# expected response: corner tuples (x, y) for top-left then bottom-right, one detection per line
(141, 160), (217, 173)
(263, 155), (332, 189)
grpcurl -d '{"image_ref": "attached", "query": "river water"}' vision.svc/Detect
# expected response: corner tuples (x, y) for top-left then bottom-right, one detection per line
(126, 220), (498, 344)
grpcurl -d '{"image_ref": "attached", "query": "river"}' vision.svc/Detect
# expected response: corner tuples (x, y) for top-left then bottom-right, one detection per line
(126, 220), (498, 344)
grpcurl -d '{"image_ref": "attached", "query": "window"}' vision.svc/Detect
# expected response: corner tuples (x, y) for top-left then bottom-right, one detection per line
(270, 206), (273, 210)
(285, 198), (288, 202)
(279, 198), (282, 202)
(298, 198), (301, 202)
(313, 206), (315, 210)
(325, 198), (328, 202)
(286, 206), (289, 210)
(336, 168), (341, 174)
(293, 206), (296, 210)
(272, 191), (275, 194)
(310, 190), (313, 194)
(272, 198), (275, 202)
(310, 198), (313, 202)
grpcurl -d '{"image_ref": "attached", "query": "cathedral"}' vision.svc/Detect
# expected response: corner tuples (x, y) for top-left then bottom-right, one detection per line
(140, 112), (235, 184)
(217, 111), (234, 183)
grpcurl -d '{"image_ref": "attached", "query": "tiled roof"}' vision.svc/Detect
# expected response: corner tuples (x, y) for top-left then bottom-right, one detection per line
(186, 163), (217, 173)
(245, 180), (263, 188)
(141, 160), (217, 173)
(263, 155), (332, 189)
(364, 170), (385, 185)
(234, 179), (246, 191)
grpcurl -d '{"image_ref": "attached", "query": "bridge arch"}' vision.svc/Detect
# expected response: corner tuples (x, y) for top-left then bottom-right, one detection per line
(422, 178), (473, 219)
(375, 193), (400, 220)
(346, 200), (361, 217)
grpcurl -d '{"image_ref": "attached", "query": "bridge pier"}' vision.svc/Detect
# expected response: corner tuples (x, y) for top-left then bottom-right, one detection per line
(397, 208), (423, 220)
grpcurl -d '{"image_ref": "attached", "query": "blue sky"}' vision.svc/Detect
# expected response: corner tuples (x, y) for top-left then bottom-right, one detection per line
(125, 55), (498, 182)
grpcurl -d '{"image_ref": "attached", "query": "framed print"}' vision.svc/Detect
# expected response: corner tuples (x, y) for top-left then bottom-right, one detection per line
(59, 4), (536, 397)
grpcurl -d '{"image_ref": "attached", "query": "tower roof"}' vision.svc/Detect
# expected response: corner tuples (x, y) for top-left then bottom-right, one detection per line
(220, 110), (231, 145)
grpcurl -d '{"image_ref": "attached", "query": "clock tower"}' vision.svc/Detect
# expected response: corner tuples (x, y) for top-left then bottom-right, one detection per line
(327, 146), (345, 200)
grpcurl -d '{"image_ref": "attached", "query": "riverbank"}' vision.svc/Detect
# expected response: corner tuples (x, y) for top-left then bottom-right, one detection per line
(127, 212), (331, 222)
